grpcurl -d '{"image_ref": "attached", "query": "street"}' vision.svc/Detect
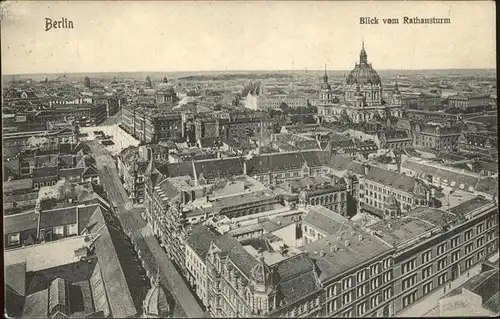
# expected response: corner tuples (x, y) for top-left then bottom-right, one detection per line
(101, 109), (123, 126)
(85, 139), (205, 318)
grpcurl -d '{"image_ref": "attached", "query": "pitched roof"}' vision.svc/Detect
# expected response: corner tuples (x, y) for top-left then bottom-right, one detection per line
(365, 166), (419, 194)
(5, 211), (39, 234)
(185, 225), (218, 260)
(87, 207), (137, 318)
(5, 262), (27, 297)
(303, 206), (348, 235)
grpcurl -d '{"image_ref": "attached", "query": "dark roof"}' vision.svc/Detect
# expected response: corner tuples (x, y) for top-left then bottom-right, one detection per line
(5, 262), (27, 297)
(22, 289), (49, 318)
(39, 204), (99, 232)
(58, 167), (85, 178)
(448, 196), (492, 216)
(475, 177), (498, 195)
(228, 243), (259, 278)
(365, 166), (419, 194)
(185, 225), (218, 260)
(33, 166), (59, 178)
(5, 211), (39, 234)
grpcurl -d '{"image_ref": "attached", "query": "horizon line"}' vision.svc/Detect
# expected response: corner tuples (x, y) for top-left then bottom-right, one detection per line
(4, 67), (497, 78)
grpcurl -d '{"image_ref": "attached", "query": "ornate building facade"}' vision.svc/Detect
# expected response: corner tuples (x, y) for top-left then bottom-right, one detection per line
(317, 43), (404, 124)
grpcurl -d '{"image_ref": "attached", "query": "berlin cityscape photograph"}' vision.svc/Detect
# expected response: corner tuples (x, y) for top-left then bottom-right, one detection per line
(1, 1), (498, 318)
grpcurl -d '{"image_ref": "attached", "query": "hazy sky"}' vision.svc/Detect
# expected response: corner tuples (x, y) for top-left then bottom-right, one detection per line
(1, 1), (496, 74)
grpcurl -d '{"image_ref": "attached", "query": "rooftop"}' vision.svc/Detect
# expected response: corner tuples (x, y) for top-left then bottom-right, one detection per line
(303, 206), (348, 235)
(4, 236), (88, 272)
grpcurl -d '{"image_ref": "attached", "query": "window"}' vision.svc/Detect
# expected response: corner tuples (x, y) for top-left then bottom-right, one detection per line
(383, 258), (392, 270)
(66, 224), (78, 236)
(357, 270), (366, 283)
(8, 233), (20, 245)
(437, 257), (447, 271)
(423, 281), (433, 295)
(422, 265), (432, 279)
(401, 259), (416, 275)
(357, 285), (367, 298)
(383, 287), (392, 301)
(451, 236), (460, 248)
(476, 237), (485, 248)
(476, 223), (484, 234)
(464, 230), (473, 241)
(437, 243), (447, 256)
(402, 290), (417, 308)
(438, 273), (448, 285)
(327, 299), (339, 314)
(421, 250), (432, 264)
(53, 226), (64, 236)
(343, 309), (353, 317)
(370, 295), (379, 308)
(343, 277), (352, 290)
(327, 284), (338, 298)
(487, 230), (495, 242)
(383, 271), (392, 283)
(402, 274), (417, 291)
(371, 277), (380, 290)
(357, 302), (366, 315)
(343, 292), (352, 305)
(451, 251), (460, 263)
(465, 243), (474, 255)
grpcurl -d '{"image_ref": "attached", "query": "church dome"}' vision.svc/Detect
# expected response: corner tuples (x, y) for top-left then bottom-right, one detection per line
(346, 43), (382, 86)
(251, 256), (272, 290)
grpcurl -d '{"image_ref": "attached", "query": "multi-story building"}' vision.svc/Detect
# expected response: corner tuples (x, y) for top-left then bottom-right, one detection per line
(301, 208), (395, 317)
(413, 123), (462, 151)
(448, 94), (490, 111)
(368, 197), (498, 315)
(3, 127), (77, 158)
(400, 157), (482, 193)
(205, 233), (323, 317)
(362, 165), (432, 218)
(276, 176), (349, 215)
(117, 145), (168, 203)
(373, 129), (413, 150)
(36, 103), (108, 126)
(317, 43), (404, 124)
(122, 104), (183, 143)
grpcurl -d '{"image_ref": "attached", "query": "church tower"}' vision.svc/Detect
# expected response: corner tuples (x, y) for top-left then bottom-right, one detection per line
(319, 64), (334, 104)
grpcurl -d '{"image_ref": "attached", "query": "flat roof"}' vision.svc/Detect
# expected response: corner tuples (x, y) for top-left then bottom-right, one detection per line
(302, 221), (392, 281)
(4, 236), (87, 272)
(214, 189), (276, 209)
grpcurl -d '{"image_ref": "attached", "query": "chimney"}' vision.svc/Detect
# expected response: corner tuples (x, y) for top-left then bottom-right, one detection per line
(192, 160), (198, 187)
(319, 250), (325, 257)
(364, 164), (370, 176)
(358, 234), (364, 241)
(243, 161), (247, 175)
(351, 231), (355, 236)
(345, 240), (350, 247)
(337, 236), (342, 242)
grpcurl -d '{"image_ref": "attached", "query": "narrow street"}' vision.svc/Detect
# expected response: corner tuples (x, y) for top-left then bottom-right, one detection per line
(85, 140), (205, 318)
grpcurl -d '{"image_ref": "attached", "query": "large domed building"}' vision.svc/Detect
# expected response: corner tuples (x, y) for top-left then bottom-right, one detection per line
(317, 42), (403, 124)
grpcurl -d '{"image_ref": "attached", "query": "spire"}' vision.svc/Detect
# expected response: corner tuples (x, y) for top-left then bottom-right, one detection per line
(323, 64), (328, 83)
(360, 41), (368, 64)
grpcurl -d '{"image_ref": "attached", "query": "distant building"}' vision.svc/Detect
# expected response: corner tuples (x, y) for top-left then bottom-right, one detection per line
(413, 123), (462, 151)
(317, 43), (404, 124)
(448, 94), (490, 111)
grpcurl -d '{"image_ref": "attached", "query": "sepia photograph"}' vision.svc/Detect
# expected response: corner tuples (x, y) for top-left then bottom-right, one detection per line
(1, 0), (498, 318)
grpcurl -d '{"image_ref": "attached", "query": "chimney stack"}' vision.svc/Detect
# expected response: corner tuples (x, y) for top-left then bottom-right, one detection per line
(358, 234), (364, 241)
(319, 250), (325, 257)
(345, 240), (350, 247)
(243, 161), (247, 175)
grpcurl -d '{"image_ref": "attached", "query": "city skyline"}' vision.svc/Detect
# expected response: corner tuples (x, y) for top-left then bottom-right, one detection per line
(1, 1), (496, 75)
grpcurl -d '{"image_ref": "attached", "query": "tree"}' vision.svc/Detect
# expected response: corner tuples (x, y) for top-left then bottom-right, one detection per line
(279, 102), (290, 114)
(27, 135), (50, 149)
(84, 76), (90, 88)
